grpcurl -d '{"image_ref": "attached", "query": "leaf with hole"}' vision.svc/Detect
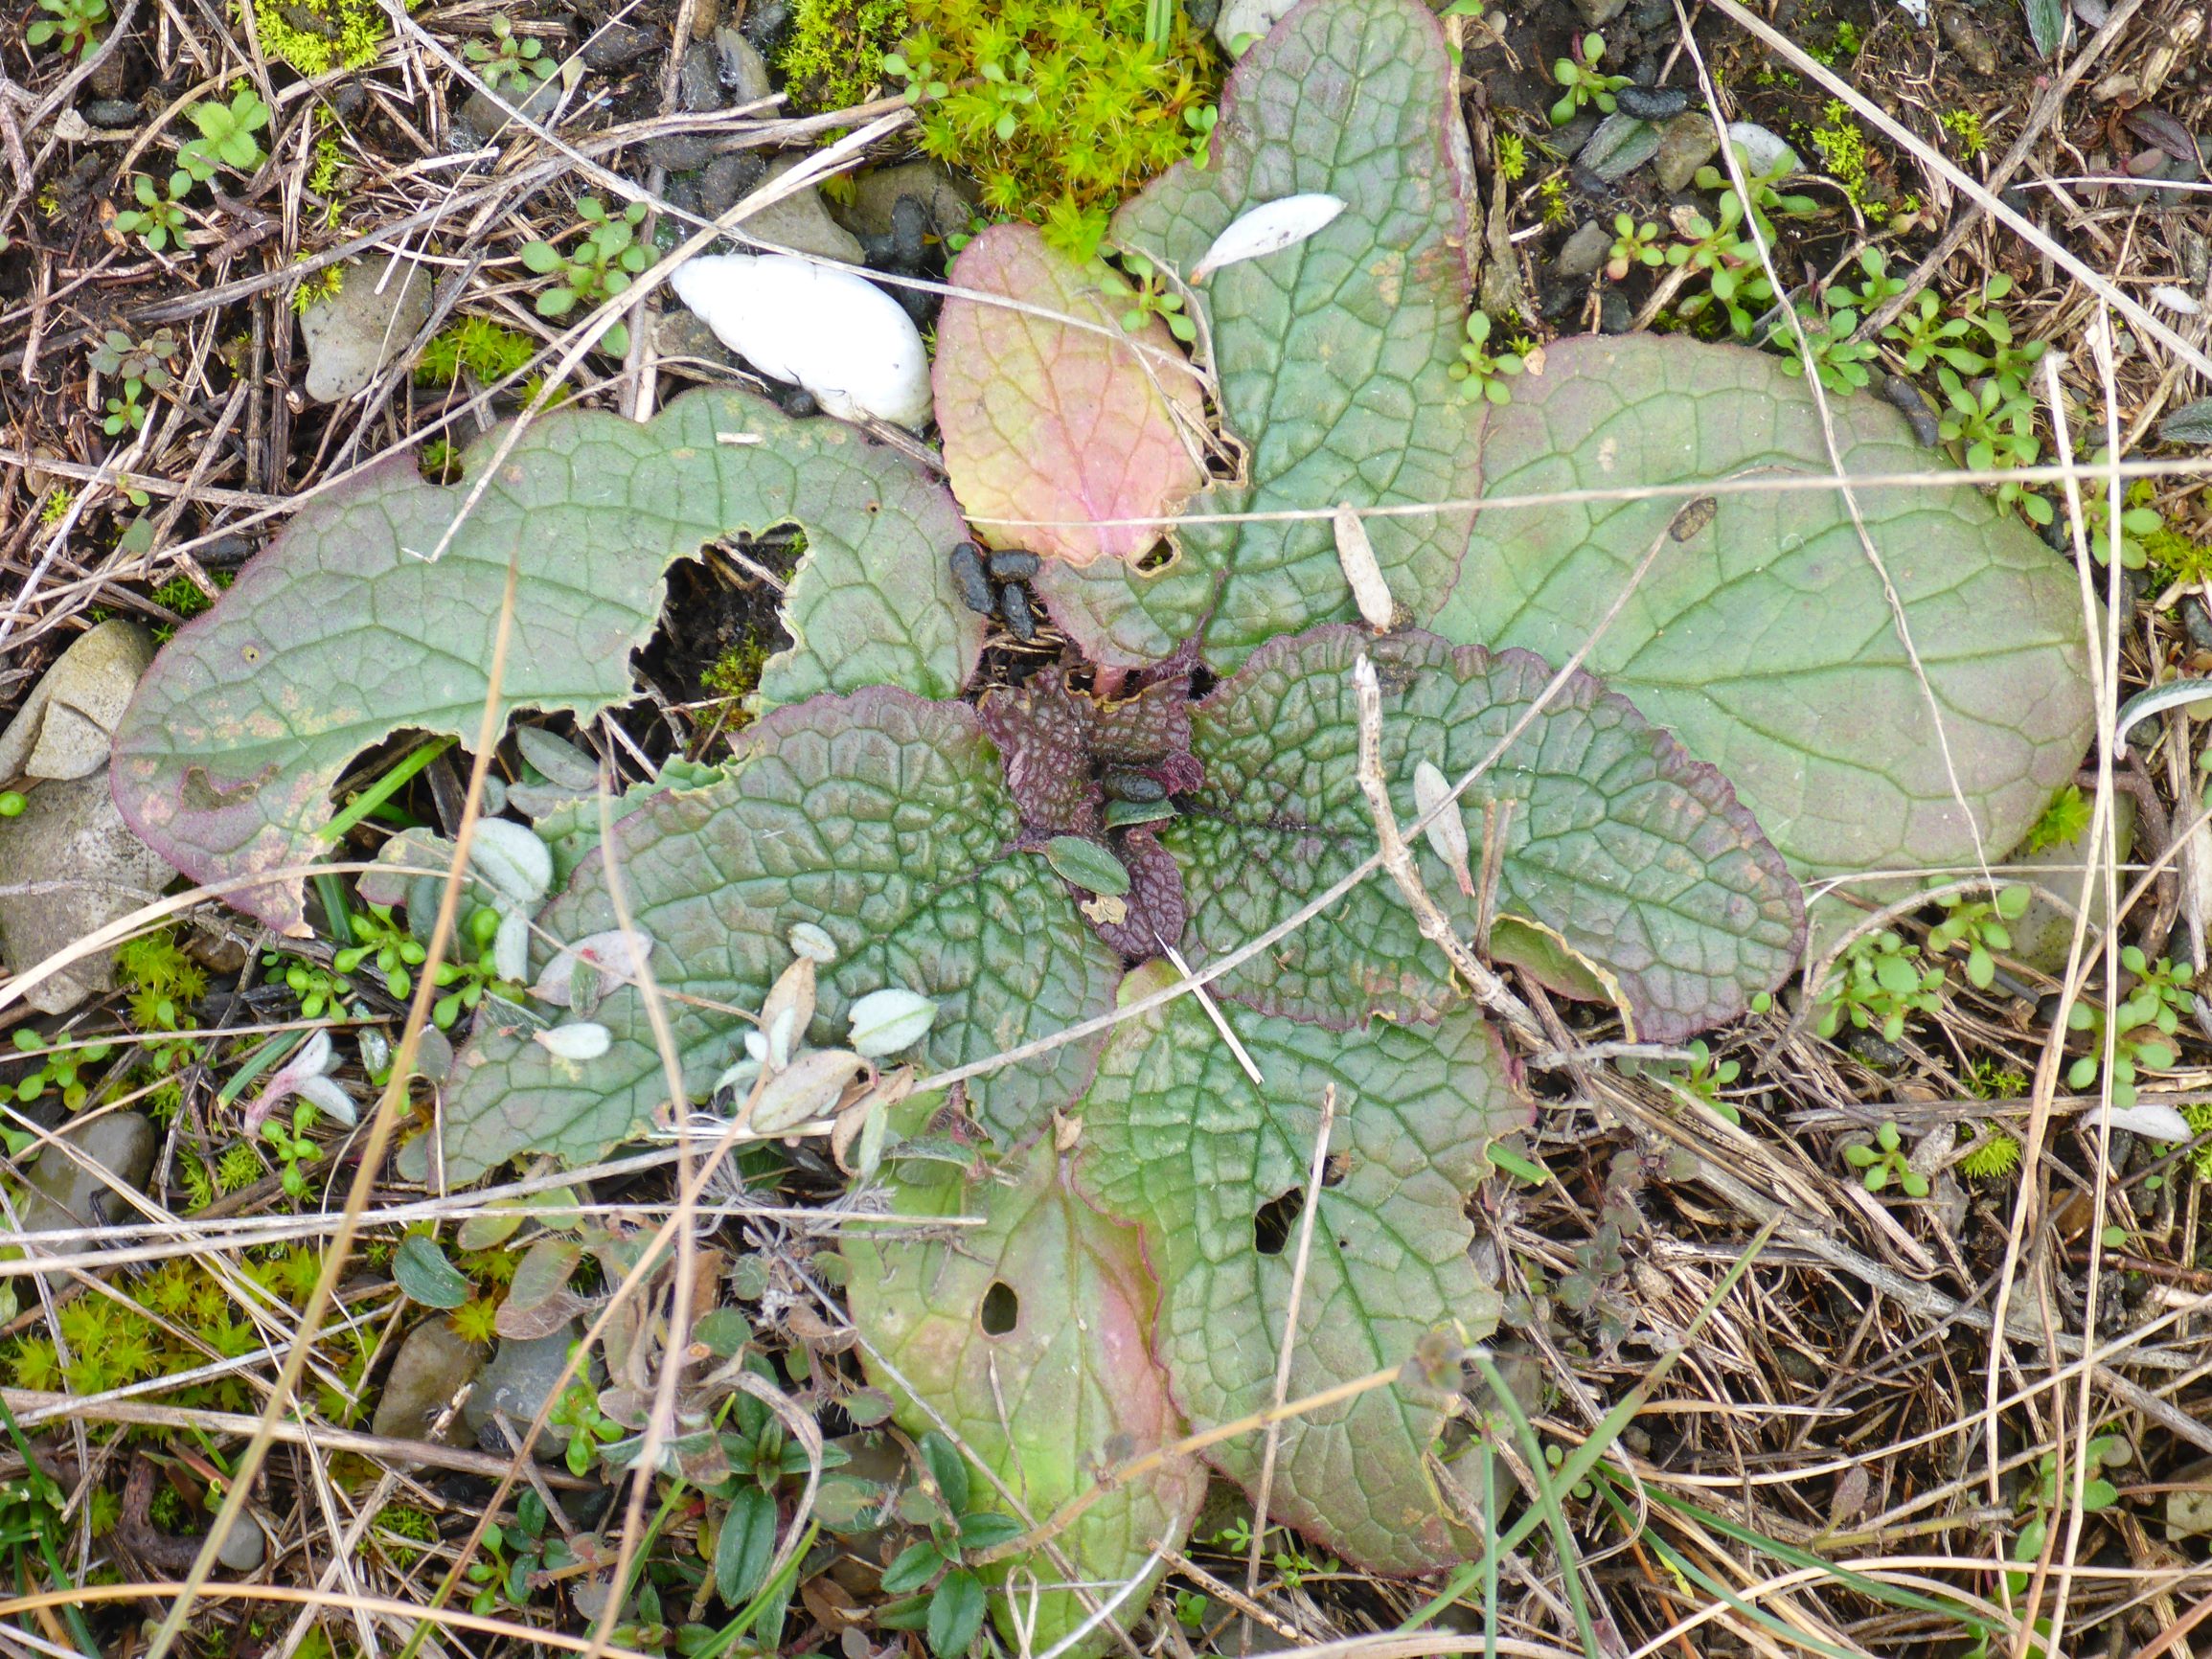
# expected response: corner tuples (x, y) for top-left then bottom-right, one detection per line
(1033, 0), (1482, 671)
(1071, 959), (1531, 1575)
(437, 690), (1124, 1182)
(1433, 333), (2094, 881)
(847, 1139), (1206, 1652)
(109, 389), (985, 934)
(934, 224), (1207, 567)
(1171, 625), (1805, 1039)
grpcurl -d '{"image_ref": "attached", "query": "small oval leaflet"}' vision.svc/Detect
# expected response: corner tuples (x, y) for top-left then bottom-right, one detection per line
(467, 818), (553, 908)
(1411, 760), (1474, 897)
(1189, 193), (1347, 283)
(534, 1022), (612, 1061)
(513, 725), (602, 791)
(393, 1235), (472, 1309)
(1105, 796), (1176, 829)
(1334, 504), (1394, 629)
(787, 921), (838, 964)
(848, 987), (940, 1058)
(1043, 834), (1131, 897)
(752, 1047), (867, 1133)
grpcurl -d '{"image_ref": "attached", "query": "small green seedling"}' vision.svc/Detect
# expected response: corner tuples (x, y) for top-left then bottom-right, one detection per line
(1450, 311), (1523, 405)
(2067, 945), (2193, 1108)
(1776, 297), (1880, 396)
(1843, 1119), (1927, 1196)
(1667, 194), (1774, 340)
(1882, 288), (1989, 375)
(1693, 147), (1818, 243)
(103, 388), (147, 436)
(333, 902), (430, 1000)
(1549, 33), (1627, 125)
(520, 197), (650, 355)
(549, 1378), (627, 1478)
(876, 1432), (1021, 1658)
(26, 0), (108, 58)
(261, 1102), (324, 1200)
(465, 14), (558, 95)
(467, 1489), (575, 1615)
(262, 949), (353, 1021)
(0, 793), (23, 818)
(1606, 214), (1663, 283)
(1101, 251), (1195, 344)
(1816, 930), (1944, 1044)
(880, 36), (950, 104)
(10, 1031), (114, 1110)
(90, 328), (179, 398)
(112, 173), (192, 253)
(1927, 883), (2028, 989)
(175, 88), (271, 182)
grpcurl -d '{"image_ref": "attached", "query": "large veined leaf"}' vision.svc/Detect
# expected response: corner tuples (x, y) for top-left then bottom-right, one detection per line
(1172, 625), (1805, 1041)
(1034, 0), (1480, 672)
(934, 225), (1207, 568)
(847, 1140), (1206, 1652)
(438, 691), (1123, 1182)
(109, 389), (984, 935)
(1433, 334), (2096, 880)
(1074, 960), (1530, 1575)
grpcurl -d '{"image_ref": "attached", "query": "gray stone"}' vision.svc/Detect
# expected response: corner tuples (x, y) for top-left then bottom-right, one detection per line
(373, 1319), (488, 1445)
(1575, 0), (1629, 25)
(0, 619), (154, 783)
(581, 21), (658, 70)
(0, 775), (176, 1014)
(299, 254), (434, 404)
(646, 133), (720, 172)
(734, 156), (865, 263)
(654, 307), (736, 367)
(2010, 796), (2135, 974)
(1579, 112), (1659, 182)
(1599, 290), (1634, 333)
(80, 99), (140, 129)
(15, 1111), (156, 1235)
(459, 78), (563, 147)
(717, 28), (773, 105)
(214, 1514), (266, 1572)
(699, 150), (767, 217)
(833, 160), (977, 244)
(1555, 220), (1612, 280)
(1653, 112), (1721, 193)
(464, 1325), (582, 1458)
(680, 41), (722, 111)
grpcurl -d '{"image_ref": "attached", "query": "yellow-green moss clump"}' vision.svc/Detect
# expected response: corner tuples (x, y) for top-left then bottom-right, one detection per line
(776, 0), (912, 113)
(240, 0), (391, 76)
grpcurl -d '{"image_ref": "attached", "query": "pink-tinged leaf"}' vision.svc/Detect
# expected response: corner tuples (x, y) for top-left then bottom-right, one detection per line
(847, 1139), (1206, 1652)
(933, 224), (1206, 568)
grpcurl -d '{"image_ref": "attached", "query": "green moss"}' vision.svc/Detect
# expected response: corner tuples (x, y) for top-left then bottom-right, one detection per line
(778, 0), (910, 113)
(414, 315), (538, 387)
(1940, 107), (1987, 160)
(1808, 101), (1888, 220)
(2019, 784), (2091, 855)
(882, 0), (1220, 261)
(2184, 1102), (2212, 1180)
(1957, 1126), (2020, 1180)
(238, 0), (392, 77)
(702, 636), (771, 703)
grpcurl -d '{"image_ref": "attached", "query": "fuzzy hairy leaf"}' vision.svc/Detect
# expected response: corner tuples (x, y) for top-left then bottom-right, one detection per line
(848, 1140), (1206, 1653)
(110, 389), (983, 934)
(934, 225), (1207, 567)
(1035, 0), (1480, 671)
(1074, 960), (1531, 1575)
(1173, 625), (1805, 1040)
(1433, 335), (2096, 880)
(438, 691), (1123, 1182)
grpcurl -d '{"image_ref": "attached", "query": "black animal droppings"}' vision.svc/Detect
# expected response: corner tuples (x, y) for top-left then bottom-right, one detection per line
(1000, 583), (1038, 642)
(889, 194), (930, 268)
(1879, 375), (1943, 448)
(948, 542), (995, 615)
(1614, 84), (1690, 122)
(773, 382), (819, 419)
(988, 549), (1040, 580)
(1101, 769), (1167, 803)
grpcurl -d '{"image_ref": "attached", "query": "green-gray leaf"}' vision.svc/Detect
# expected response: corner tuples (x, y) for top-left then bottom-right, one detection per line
(1174, 625), (1805, 1040)
(1035, 0), (1479, 673)
(393, 1235), (471, 1308)
(1433, 334), (2095, 881)
(110, 388), (983, 936)
(848, 1139), (1205, 1654)
(1073, 960), (1530, 1575)
(438, 690), (1123, 1182)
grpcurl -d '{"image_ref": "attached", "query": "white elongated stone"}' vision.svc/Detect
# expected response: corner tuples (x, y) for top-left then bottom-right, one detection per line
(669, 252), (932, 428)
(1191, 193), (1346, 283)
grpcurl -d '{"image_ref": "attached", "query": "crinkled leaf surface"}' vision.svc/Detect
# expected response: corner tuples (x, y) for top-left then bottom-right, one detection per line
(110, 389), (983, 934)
(1434, 334), (2096, 879)
(934, 225), (1207, 567)
(1075, 960), (1530, 1575)
(440, 691), (1122, 1182)
(848, 1140), (1205, 1652)
(1035, 0), (1480, 671)
(1172, 625), (1805, 1040)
